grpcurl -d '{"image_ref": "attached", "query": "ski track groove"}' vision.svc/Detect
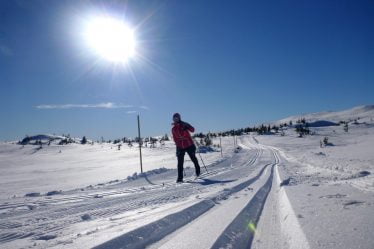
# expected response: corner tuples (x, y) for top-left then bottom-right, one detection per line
(0, 232), (34, 243)
(211, 148), (279, 249)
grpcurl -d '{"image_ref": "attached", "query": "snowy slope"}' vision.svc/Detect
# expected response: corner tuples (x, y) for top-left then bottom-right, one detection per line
(276, 105), (374, 124)
(253, 116), (374, 249)
(0, 139), (228, 199)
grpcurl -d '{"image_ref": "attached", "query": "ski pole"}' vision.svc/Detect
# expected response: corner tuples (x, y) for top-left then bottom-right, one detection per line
(193, 138), (208, 173)
(198, 150), (208, 173)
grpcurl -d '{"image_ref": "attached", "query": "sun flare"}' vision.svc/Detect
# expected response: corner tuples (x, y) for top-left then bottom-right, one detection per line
(85, 17), (136, 63)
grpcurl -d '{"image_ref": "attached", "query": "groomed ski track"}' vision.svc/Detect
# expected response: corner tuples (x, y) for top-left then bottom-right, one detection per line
(92, 137), (308, 249)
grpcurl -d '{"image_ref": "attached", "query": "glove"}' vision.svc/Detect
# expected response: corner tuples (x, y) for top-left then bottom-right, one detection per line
(181, 122), (191, 131)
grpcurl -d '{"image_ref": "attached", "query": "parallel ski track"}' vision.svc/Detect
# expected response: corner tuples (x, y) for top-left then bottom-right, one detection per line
(93, 155), (271, 249)
(211, 148), (280, 249)
(92, 141), (273, 249)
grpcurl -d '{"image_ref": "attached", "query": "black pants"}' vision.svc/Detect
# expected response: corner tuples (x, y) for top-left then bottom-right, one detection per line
(177, 145), (201, 180)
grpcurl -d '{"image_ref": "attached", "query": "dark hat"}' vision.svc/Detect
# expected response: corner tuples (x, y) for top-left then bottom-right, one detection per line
(173, 113), (181, 119)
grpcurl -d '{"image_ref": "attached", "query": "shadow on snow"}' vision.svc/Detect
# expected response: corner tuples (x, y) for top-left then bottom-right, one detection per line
(188, 178), (235, 185)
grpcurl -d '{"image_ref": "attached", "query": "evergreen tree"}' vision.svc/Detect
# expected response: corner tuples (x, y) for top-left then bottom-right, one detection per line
(163, 134), (170, 141)
(204, 136), (212, 146)
(81, 136), (87, 144)
(344, 123), (349, 132)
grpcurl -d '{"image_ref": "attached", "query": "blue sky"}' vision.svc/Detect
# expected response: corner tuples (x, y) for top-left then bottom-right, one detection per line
(0, 0), (373, 141)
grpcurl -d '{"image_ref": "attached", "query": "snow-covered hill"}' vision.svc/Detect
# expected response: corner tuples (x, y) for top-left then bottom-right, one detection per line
(276, 104), (374, 124)
(17, 134), (85, 145)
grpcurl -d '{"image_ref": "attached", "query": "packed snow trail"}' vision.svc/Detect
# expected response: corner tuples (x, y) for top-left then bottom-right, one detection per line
(149, 152), (277, 249)
(210, 153), (277, 249)
(93, 161), (271, 249)
(93, 137), (279, 249)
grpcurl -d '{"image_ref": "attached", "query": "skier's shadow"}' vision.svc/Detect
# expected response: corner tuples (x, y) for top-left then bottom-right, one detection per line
(190, 179), (235, 186)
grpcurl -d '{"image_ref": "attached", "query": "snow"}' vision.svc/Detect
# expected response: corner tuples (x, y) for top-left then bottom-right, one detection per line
(1, 105), (374, 249)
(255, 122), (374, 193)
(251, 110), (374, 249)
(252, 164), (310, 249)
(0, 139), (230, 199)
(276, 105), (374, 124)
(149, 163), (273, 249)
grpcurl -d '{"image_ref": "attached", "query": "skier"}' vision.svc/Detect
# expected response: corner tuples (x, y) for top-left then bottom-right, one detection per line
(172, 113), (201, 183)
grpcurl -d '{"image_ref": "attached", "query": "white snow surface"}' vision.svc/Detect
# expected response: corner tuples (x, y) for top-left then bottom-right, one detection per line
(0, 140), (227, 199)
(1, 105), (374, 249)
(275, 104), (374, 124)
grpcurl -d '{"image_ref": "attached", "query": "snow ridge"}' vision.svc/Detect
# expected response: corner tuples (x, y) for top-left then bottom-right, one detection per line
(276, 165), (310, 249)
(93, 199), (215, 249)
(211, 164), (275, 249)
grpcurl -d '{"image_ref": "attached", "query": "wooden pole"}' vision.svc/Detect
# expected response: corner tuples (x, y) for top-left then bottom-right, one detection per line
(137, 114), (143, 173)
(220, 137), (223, 157)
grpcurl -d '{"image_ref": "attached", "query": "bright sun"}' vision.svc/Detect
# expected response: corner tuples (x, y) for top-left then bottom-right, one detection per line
(85, 17), (136, 63)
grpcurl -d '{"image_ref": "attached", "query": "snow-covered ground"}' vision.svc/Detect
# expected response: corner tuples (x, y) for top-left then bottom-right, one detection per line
(1, 105), (373, 249)
(275, 104), (374, 124)
(0, 139), (230, 199)
(252, 108), (374, 249)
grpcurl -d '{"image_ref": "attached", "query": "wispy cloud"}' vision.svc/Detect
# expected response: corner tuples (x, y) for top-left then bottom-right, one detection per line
(0, 44), (13, 57)
(36, 102), (133, 109)
(139, 105), (150, 110)
(126, 111), (138, 114)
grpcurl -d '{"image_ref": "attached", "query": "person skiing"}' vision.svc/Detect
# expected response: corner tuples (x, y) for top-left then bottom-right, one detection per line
(172, 113), (201, 183)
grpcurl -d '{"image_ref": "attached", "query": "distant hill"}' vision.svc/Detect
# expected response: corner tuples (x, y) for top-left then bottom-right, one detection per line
(18, 134), (86, 145)
(6, 105), (374, 143)
(275, 105), (374, 125)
